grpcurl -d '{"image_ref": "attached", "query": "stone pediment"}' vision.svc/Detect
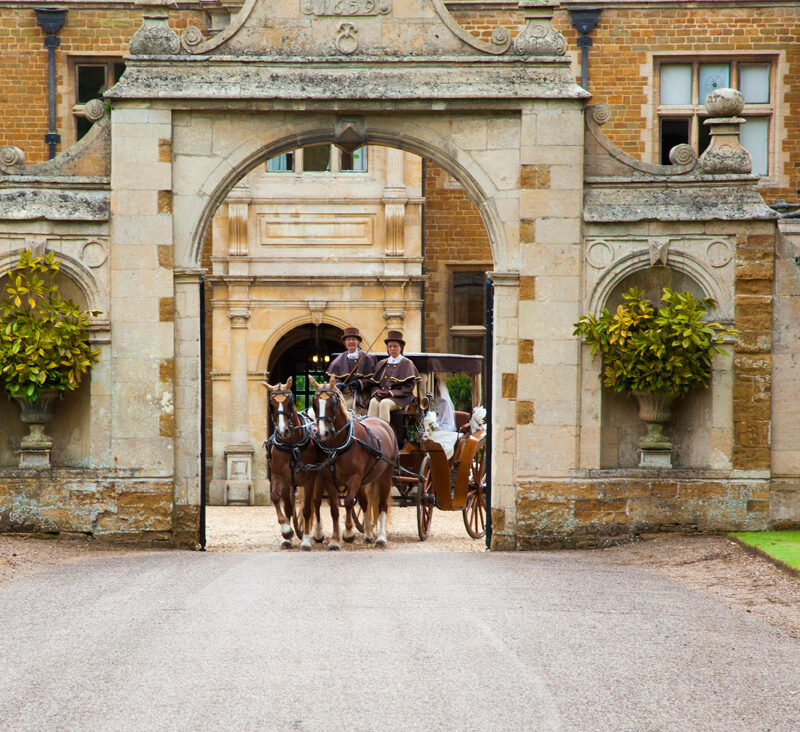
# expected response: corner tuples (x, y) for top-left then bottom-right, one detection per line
(111, 1), (587, 103)
(127, 0), (568, 59)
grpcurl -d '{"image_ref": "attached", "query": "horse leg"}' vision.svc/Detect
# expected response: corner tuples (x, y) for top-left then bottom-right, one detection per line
(375, 472), (391, 548)
(324, 475), (341, 551)
(273, 479), (293, 549)
(300, 478), (316, 551)
(313, 481), (325, 543)
(361, 484), (376, 544)
(342, 502), (356, 543)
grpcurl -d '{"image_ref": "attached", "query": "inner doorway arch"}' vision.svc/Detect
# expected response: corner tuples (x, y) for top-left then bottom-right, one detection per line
(268, 323), (344, 412)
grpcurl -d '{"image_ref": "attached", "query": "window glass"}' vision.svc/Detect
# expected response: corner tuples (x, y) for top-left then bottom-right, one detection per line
(740, 64), (770, 104)
(660, 65), (692, 105)
(76, 116), (93, 141)
(697, 116), (712, 156)
(452, 272), (485, 326)
(341, 145), (367, 172)
(698, 63), (730, 105)
(303, 145), (331, 172)
(77, 65), (107, 104)
(741, 117), (769, 176)
(113, 63), (126, 85)
(452, 335), (484, 358)
(267, 152), (294, 172)
(660, 118), (690, 164)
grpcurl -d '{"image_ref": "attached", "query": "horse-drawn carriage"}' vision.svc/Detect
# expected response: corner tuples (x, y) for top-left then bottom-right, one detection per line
(264, 352), (487, 549)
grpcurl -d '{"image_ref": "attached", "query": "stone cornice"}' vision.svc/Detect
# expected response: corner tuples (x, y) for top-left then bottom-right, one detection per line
(107, 56), (587, 102)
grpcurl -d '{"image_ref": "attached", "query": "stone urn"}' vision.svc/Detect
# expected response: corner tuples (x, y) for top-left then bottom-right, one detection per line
(11, 388), (60, 467)
(631, 390), (678, 467)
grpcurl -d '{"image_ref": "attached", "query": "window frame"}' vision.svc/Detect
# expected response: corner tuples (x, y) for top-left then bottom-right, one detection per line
(448, 268), (488, 356)
(654, 55), (778, 182)
(265, 145), (370, 175)
(65, 56), (125, 147)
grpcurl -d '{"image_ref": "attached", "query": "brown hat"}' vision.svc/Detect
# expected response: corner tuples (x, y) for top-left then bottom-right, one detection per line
(384, 330), (406, 348)
(341, 327), (362, 344)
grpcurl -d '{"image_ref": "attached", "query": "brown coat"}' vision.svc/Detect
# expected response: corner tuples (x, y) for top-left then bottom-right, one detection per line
(326, 350), (376, 393)
(370, 356), (420, 407)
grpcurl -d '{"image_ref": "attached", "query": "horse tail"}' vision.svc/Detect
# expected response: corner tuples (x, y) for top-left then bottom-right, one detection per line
(366, 481), (380, 529)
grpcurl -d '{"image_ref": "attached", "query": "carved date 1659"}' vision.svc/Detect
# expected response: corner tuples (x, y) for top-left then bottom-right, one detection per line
(302, 0), (391, 16)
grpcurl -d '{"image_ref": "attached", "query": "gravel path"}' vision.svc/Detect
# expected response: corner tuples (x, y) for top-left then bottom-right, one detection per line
(206, 504), (486, 552)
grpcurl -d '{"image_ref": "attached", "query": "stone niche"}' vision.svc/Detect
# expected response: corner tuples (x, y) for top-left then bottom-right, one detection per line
(583, 234), (736, 472)
(0, 269), (94, 468)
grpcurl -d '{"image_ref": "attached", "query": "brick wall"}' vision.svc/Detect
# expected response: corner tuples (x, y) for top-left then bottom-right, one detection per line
(422, 161), (493, 352)
(452, 5), (800, 202)
(0, 5), (205, 163)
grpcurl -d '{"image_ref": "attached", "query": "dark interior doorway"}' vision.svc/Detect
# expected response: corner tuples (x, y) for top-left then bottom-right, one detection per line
(268, 323), (344, 411)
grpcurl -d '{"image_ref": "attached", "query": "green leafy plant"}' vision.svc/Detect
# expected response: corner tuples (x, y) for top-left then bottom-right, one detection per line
(573, 286), (734, 394)
(446, 373), (473, 412)
(0, 249), (100, 402)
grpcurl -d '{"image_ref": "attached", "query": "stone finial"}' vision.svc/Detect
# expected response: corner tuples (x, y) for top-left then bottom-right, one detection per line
(514, 0), (566, 56)
(130, 13), (181, 55)
(699, 88), (752, 175)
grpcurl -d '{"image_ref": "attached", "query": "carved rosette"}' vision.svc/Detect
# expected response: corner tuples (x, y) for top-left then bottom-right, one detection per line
(700, 144), (752, 175)
(514, 22), (566, 56)
(0, 145), (25, 167)
(130, 14), (181, 55)
(514, 1), (566, 57)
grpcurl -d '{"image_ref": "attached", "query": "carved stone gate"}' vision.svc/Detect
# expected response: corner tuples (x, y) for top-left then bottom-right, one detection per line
(0, 1), (794, 547)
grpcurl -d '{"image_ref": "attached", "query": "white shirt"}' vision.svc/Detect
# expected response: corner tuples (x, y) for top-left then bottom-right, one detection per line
(346, 348), (361, 360)
(387, 354), (403, 365)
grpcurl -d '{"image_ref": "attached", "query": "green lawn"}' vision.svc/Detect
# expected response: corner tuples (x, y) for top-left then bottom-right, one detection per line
(729, 531), (800, 571)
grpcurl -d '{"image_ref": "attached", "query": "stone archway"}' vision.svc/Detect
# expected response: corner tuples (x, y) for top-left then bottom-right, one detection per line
(101, 0), (588, 548)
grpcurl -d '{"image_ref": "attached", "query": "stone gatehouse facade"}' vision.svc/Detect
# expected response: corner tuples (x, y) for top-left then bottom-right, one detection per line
(0, 0), (798, 548)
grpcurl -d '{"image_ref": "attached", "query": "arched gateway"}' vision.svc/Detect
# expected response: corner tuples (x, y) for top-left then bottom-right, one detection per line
(0, 1), (791, 547)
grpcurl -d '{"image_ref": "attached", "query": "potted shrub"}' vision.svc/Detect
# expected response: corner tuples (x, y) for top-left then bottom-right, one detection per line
(0, 249), (100, 461)
(573, 286), (734, 461)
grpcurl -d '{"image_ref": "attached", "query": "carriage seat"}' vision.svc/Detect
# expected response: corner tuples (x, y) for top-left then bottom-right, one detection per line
(454, 410), (470, 432)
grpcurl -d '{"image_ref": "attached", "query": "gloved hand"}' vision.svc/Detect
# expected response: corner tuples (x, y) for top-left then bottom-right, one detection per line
(376, 389), (390, 399)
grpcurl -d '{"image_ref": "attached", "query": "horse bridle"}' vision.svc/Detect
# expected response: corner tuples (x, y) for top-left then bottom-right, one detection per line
(313, 387), (349, 437)
(269, 389), (310, 442)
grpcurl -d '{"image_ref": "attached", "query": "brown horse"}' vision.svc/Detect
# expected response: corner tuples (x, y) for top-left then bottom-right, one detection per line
(308, 375), (397, 547)
(264, 377), (340, 550)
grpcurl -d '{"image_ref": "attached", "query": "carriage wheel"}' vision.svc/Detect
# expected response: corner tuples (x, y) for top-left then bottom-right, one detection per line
(290, 484), (309, 540)
(416, 456), (434, 541)
(463, 437), (487, 539)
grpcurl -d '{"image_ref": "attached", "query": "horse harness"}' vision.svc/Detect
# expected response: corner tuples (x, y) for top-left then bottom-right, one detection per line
(302, 387), (397, 491)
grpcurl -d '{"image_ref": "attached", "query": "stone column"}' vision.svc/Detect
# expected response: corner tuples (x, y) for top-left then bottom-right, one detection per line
(173, 268), (204, 544)
(225, 303), (254, 504)
(488, 272), (520, 551)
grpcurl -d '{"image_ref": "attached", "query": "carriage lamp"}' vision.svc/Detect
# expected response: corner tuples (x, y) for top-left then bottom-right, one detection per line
(312, 355), (318, 363)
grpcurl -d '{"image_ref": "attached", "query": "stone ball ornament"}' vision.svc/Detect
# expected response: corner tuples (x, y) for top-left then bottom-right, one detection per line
(704, 88), (745, 118)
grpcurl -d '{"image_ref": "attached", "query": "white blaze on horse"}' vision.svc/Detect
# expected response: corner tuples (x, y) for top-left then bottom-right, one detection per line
(264, 377), (339, 550)
(308, 375), (397, 548)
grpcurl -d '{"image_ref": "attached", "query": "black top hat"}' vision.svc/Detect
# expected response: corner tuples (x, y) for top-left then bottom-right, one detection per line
(384, 330), (406, 347)
(341, 327), (363, 344)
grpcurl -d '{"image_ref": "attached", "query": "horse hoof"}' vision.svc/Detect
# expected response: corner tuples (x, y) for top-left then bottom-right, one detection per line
(364, 537), (374, 545)
(280, 539), (292, 550)
(313, 536), (324, 544)
(342, 534), (355, 544)
(327, 543), (340, 551)
(281, 529), (293, 540)
(300, 544), (312, 552)
(376, 538), (387, 548)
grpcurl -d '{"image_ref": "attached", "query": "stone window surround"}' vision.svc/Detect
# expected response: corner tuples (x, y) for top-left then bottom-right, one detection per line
(60, 55), (124, 149)
(647, 51), (785, 188)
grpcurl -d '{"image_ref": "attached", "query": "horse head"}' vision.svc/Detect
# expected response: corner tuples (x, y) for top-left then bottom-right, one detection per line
(309, 374), (346, 442)
(264, 376), (296, 440)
